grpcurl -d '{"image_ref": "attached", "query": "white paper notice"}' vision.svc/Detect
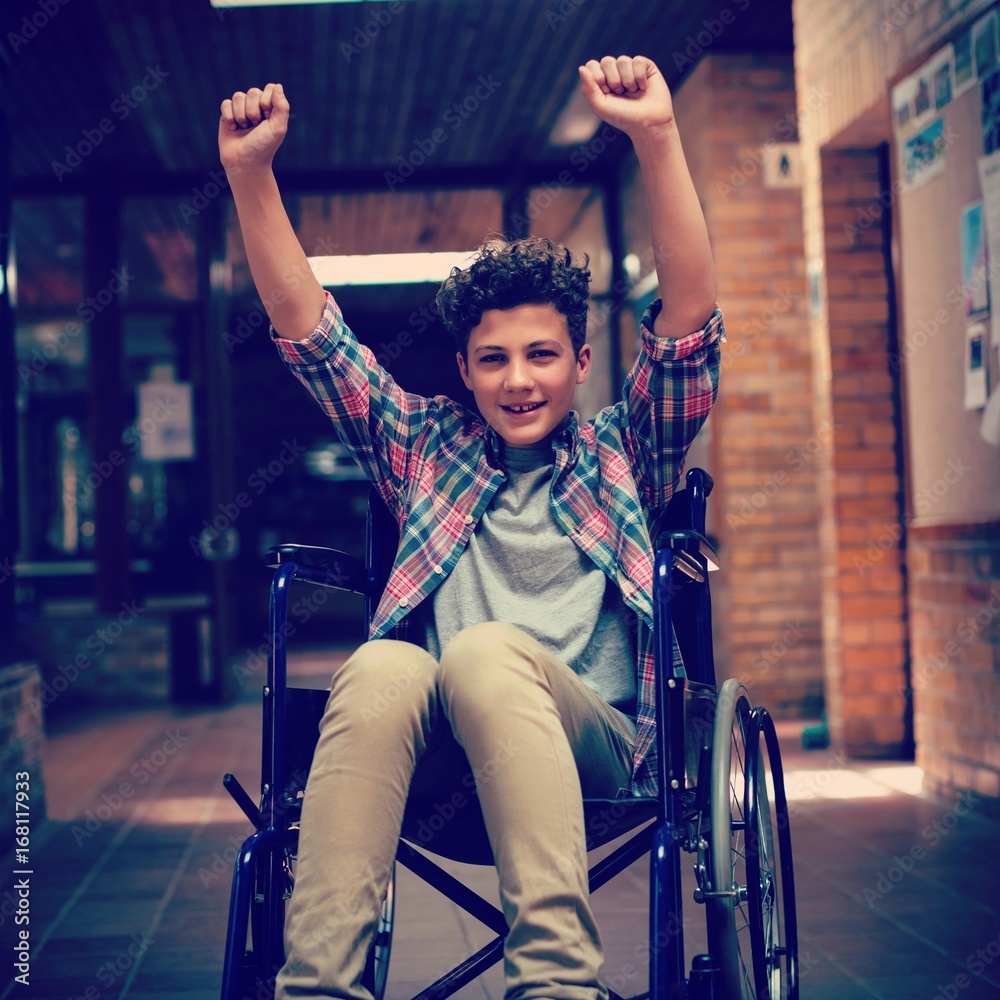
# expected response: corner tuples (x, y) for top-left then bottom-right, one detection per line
(977, 152), (1000, 347)
(981, 378), (1000, 445)
(965, 322), (989, 409)
(138, 380), (195, 460)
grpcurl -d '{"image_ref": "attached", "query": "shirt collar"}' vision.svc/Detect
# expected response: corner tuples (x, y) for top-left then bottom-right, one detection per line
(483, 412), (579, 471)
(484, 424), (504, 469)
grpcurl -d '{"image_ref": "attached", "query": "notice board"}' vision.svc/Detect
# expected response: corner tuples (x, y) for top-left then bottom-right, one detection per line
(891, 5), (1000, 526)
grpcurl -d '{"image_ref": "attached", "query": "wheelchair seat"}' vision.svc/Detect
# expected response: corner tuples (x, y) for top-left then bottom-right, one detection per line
(219, 468), (799, 1000)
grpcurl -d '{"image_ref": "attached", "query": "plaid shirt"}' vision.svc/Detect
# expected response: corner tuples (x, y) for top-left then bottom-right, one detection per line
(273, 293), (724, 795)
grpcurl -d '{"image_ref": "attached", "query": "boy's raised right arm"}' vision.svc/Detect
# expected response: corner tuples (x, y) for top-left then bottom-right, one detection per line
(219, 83), (326, 342)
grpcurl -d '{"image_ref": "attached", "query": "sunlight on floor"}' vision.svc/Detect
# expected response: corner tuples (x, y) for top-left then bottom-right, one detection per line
(782, 762), (925, 801)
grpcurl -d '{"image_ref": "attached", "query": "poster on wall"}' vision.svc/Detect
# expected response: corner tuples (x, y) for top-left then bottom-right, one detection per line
(902, 117), (948, 190)
(954, 26), (976, 97)
(961, 202), (990, 315)
(929, 45), (955, 111)
(982, 67), (1000, 154)
(965, 322), (989, 409)
(977, 152), (1000, 348)
(892, 74), (918, 135)
(973, 9), (999, 79)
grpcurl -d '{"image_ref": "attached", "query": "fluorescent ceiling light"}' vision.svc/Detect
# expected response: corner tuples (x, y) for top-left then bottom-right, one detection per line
(630, 267), (659, 300)
(211, 0), (396, 5)
(308, 251), (475, 286)
(548, 85), (600, 146)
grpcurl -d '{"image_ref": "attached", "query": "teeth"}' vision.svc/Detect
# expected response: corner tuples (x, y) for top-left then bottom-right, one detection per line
(508, 403), (541, 412)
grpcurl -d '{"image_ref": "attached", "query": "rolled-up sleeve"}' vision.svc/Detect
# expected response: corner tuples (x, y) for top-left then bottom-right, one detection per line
(270, 291), (431, 512)
(621, 298), (726, 509)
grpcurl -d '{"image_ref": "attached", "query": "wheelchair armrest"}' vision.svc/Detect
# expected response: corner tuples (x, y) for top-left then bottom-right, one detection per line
(658, 529), (720, 580)
(265, 544), (370, 594)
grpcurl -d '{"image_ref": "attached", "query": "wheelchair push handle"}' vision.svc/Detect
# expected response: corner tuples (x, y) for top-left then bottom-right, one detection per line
(686, 468), (714, 537)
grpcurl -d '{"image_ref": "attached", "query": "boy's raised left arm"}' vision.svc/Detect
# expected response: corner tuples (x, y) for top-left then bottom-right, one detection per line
(579, 55), (717, 339)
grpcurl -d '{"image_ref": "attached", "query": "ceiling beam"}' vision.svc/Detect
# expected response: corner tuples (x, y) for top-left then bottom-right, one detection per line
(12, 158), (625, 199)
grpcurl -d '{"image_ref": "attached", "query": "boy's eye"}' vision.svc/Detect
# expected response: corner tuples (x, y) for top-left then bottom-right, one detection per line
(477, 350), (556, 364)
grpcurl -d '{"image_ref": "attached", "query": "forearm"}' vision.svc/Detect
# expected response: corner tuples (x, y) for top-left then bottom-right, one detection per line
(633, 125), (717, 338)
(227, 166), (326, 341)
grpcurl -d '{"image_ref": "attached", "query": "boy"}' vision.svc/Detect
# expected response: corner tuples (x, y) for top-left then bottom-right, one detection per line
(219, 55), (723, 1000)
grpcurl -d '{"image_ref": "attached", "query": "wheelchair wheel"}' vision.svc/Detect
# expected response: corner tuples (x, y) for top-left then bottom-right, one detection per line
(708, 678), (797, 1000)
(243, 847), (394, 1000)
(745, 707), (797, 1000)
(361, 863), (395, 999)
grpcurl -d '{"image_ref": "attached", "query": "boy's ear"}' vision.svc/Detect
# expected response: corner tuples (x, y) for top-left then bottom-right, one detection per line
(456, 351), (473, 390)
(575, 343), (592, 385)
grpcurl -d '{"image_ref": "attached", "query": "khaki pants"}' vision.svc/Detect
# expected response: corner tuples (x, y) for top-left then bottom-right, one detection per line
(275, 621), (635, 1000)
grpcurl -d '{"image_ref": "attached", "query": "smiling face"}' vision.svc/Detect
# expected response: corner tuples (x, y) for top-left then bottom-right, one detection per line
(456, 303), (591, 448)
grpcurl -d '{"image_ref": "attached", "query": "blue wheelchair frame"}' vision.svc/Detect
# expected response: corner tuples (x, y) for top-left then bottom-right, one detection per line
(219, 468), (797, 1000)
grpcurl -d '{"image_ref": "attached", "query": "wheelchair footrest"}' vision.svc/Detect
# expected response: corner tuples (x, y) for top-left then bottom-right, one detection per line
(224, 773), (263, 829)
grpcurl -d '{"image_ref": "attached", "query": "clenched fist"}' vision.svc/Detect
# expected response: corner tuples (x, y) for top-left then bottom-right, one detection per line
(578, 56), (674, 140)
(218, 82), (290, 172)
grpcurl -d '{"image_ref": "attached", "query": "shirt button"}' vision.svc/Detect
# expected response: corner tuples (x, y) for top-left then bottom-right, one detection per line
(464, 514), (473, 524)
(399, 598), (409, 608)
(433, 564), (444, 575)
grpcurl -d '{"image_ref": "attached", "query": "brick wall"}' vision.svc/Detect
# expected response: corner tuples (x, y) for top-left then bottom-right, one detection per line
(794, 0), (1000, 790)
(623, 53), (823, 717)
(0, 664), (45, 852)
(18, 608), (169, 717)
(909, 532), (1000, 803)
(818, 147), (910, 756)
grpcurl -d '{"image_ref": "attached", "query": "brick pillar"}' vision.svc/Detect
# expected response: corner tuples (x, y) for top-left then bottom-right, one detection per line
(910, 531), (1000, 802)
(699, 56), (823, 716)
(622, 54), (824, 718)
(817, 148), (910, 757)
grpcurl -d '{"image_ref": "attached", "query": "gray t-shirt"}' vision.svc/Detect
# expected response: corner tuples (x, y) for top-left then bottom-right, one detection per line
(421, 439), (638, 722)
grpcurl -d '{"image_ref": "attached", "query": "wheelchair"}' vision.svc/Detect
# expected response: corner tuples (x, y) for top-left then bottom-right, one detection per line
(219, 468), (798, 1000)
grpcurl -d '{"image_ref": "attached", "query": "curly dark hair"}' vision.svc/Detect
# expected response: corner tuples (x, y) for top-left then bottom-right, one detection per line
(436, 236), (591, 357)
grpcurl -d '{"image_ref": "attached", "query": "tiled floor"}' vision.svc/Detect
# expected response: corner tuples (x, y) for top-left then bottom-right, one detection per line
(3, 650), (999, 1000)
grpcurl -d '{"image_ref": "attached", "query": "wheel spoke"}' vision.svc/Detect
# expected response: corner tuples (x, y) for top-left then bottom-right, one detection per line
(710, 684), (798, 1000)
